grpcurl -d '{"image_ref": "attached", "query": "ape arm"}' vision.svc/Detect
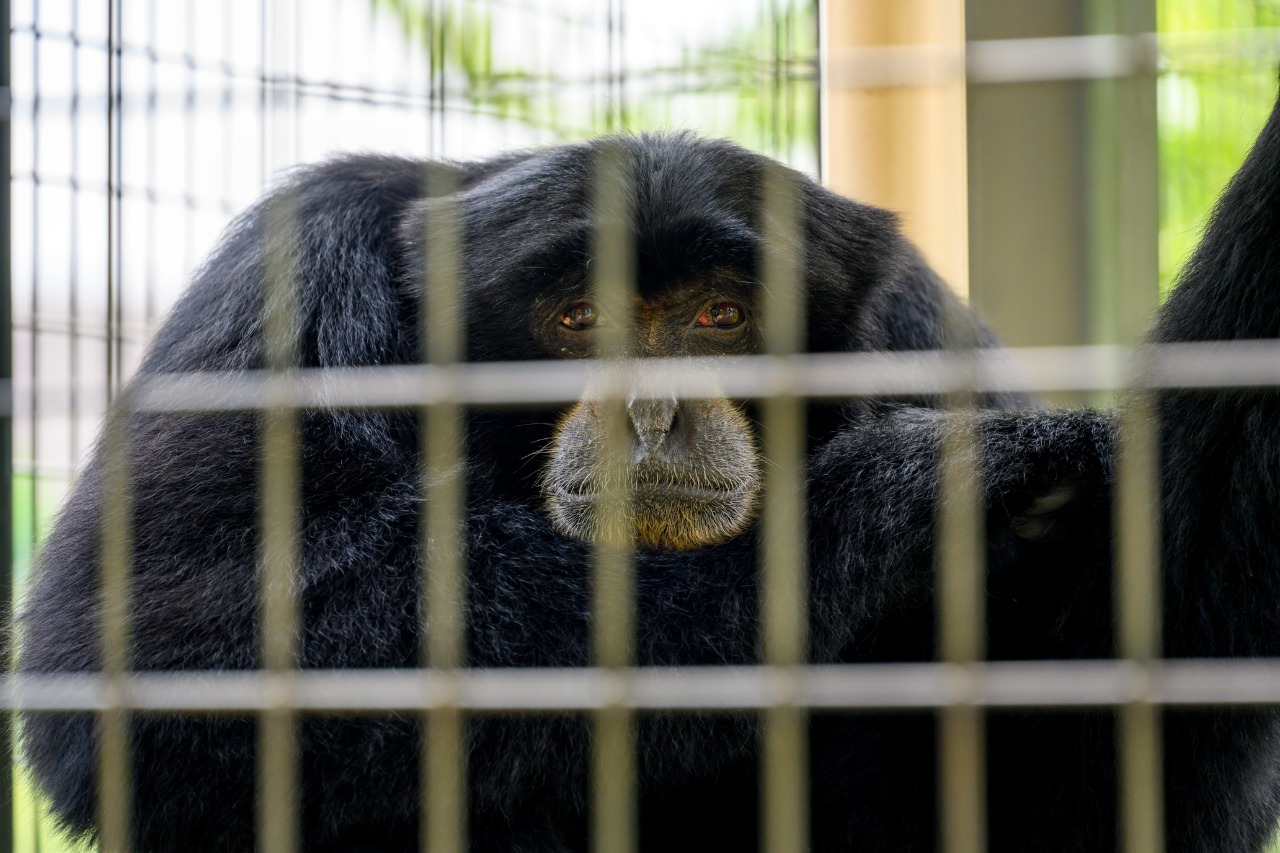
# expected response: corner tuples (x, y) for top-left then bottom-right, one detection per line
(804, 407), (1116, 663)
(1153, 75), (1280, 660)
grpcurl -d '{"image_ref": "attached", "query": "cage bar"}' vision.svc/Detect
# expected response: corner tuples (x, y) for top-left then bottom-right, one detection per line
(257, 2), (303, 850)
(935, 417), (986, 853)
(1085, 1), (1158, 354)
(420, 167), (467, 853)
(96, 403), (133, 853)
(934, 318), (987, 853)
(589, 139), (638, 853)
(0, 0), (13, 848)
(18, 658), (1280, 715)
(759, 159), (808, 853)
(97, 2), (133, 850)
(66, 0), (84, 489)
(112, 341), (1280, 416)
(1115, 384), (1163, 853)
(106, 1), (126, 403)
(258, 191), (302, 853)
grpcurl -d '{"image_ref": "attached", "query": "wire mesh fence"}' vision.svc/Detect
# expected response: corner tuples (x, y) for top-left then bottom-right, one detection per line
(7, 1), (1280, 852)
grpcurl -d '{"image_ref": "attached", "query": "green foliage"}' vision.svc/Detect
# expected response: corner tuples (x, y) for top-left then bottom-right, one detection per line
(369, 0), (818, 161)
(1157, 0), (1280, 292)
(371, 0), (542, 125)
(14, 768), (90, 853)
(658, 2), (819, 160)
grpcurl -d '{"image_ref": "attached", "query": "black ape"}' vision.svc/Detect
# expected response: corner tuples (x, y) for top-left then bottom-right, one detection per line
(17, 81), (1280, 851)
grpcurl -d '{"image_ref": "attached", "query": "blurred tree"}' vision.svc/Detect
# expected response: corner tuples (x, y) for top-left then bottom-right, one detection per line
(371, 0), (818, 165)
(1158, 0), (1280, 292)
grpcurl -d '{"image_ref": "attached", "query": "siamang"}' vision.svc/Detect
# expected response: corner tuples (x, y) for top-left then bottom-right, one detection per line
(18, 80), (1280, 852)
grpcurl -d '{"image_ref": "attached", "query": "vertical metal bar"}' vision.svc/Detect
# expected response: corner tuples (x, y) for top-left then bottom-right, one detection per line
(604, 1), (616, 132)
(817, 0), (830, 186)
(935, 440), (985, 853)
(259, 2), (301, 852)
(221, 0), (235, 214)
(26, 6), (40, 843)
(759, 161), (808, 853)
(936, 312), (986, 853)
(106, 0), (125, 403)
(97, 405), (133, 853)
(20, 0), (37, 676)
(145, 0), (157, 328)
(940, 18), (985, 845)
(99, 3), (132, 852)
(590, 140), (636, 853)
(613, 0), (627, 131)
(182, 0), (197, 289)
(26, 4), (37, 714)
(420, 168), (467, 853)
(0, 0), (14, 850)
(259, 195), (301, 853)
(69, 0), (82, 463)
(1085, 0), (1162, 838)
(1115, 386), (1163, 853)
(770, 0), (789, 156)
(1085, 0), (1157, 354)
(427, 0), (445, 158)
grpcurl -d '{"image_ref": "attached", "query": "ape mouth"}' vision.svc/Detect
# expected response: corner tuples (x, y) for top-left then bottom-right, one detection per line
(545, 475), (760, 550)
(637, 482), (748, 502)
(552, 480), (752, 503)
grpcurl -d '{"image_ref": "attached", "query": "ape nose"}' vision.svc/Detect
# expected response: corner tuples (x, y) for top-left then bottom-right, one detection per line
(626, 393), (679, 457)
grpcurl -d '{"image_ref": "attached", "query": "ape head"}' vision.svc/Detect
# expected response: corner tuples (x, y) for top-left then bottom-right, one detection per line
(402, 133), (926, 550)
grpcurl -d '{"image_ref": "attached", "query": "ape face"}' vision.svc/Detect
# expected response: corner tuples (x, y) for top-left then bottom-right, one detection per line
(406, 135), (909, 550)
(536, 285), (763, 550)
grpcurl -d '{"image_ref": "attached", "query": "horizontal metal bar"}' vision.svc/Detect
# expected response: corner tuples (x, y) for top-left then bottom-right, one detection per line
(969, 34), (1156, 84)
(8, 341), (1280, 418)
(125, 341), (1280, 411)
(12, 660), (1280, 713)
(18, 27), (1279, 106)
(827, 29), (1280, 89)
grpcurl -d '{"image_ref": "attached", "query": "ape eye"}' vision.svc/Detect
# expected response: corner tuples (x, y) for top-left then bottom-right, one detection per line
(695, 301), (745, 329)
(561, 301), (602, 331)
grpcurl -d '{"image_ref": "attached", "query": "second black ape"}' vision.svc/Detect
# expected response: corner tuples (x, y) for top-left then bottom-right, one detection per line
(19, 88), (1280, 852)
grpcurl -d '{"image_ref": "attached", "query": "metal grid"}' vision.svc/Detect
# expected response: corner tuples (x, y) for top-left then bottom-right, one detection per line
(6, 2), (1280, 853)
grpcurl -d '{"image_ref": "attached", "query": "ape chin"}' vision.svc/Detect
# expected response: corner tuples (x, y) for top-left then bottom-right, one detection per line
(16, 88), (1280, 853)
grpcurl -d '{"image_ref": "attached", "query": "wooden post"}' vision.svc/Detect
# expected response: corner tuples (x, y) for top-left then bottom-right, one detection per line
(822, 0), (969, 295)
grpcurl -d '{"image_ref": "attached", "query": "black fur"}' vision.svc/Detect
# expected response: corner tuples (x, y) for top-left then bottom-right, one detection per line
(16, 88), (1280, 852)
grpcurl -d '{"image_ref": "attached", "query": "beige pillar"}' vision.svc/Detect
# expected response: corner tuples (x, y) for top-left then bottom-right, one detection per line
(822, 0), (969, 295)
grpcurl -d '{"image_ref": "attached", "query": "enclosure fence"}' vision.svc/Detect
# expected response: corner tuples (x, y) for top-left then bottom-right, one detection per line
(6, 2), (1280, 853)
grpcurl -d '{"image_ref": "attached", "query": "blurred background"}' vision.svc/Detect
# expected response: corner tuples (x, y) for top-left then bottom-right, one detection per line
(8, 0), (1280, 848)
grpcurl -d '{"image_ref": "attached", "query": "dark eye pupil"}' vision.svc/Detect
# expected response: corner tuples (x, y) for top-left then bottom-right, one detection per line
(694, 302), (744, 329)
(562, 302), (598, 330)
(711, 303), (741, 327)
